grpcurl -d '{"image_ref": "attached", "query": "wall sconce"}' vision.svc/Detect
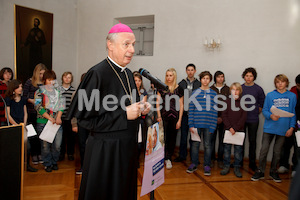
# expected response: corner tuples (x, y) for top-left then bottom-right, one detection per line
(204, 38), (221, 50)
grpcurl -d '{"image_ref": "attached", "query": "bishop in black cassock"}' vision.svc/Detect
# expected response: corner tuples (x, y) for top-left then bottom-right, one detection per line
(67, 23), (150, 200)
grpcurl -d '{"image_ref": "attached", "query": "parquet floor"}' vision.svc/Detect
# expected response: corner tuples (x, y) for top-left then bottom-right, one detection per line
(23, 151), (292, 200)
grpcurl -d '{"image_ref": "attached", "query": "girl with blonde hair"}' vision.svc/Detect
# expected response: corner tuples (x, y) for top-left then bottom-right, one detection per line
(23, 63), (47, 164)
(31, 63), (47, 87)
(157, 68), (184, 169)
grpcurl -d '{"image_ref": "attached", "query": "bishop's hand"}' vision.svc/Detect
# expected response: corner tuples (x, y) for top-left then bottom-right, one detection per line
(126, 102), (143, 120)
(141, 101), (151, 116)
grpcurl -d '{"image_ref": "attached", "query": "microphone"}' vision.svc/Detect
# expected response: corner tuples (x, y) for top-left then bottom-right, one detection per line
(139, 68), (169, 91)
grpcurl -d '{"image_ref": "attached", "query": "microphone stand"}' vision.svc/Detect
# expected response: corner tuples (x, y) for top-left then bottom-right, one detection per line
(150, 87), (157, 200)
(0, 94), (10, 126)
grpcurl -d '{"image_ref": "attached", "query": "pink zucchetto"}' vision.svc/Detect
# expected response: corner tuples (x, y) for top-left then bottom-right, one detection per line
(108, 23), (133, 34)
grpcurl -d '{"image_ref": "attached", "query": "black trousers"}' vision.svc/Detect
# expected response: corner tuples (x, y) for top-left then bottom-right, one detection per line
(211, 122), (225, 162)
(27, 112), (40, 156)
(163, 117), (178, 161)
(279, 132), (299, 170)
(243, 122), (259, 166)
(60, 120), (76, 156)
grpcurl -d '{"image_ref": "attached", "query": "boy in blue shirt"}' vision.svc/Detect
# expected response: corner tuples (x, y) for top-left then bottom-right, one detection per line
(252, 74), (297, 182)
(187, 71), (217, 175)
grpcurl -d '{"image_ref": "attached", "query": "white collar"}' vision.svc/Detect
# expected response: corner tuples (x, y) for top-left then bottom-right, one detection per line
(107, 56), (127, 72)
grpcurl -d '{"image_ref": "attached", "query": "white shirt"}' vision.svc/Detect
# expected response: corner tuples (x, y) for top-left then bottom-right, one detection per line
(107, 56), (127, 72)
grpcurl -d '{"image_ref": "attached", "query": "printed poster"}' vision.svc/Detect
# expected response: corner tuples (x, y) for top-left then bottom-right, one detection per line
(140, 122), (165, 197)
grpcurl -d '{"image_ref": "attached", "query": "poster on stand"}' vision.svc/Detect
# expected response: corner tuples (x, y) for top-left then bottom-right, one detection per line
(140, 122), (165, 197)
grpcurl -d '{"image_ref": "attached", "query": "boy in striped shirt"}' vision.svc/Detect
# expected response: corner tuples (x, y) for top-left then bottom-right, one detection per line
(187, 71), (218, 175)
(59, 72), (76, 161)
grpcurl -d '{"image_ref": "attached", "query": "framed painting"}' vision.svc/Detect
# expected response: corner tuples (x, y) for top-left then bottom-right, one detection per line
(15, 5), (53, 83)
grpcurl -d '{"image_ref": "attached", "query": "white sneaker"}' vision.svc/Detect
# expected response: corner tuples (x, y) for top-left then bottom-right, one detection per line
(292, 170), (296, 177)
(165, 159), (172, 169)
(277, 166), (289, 174)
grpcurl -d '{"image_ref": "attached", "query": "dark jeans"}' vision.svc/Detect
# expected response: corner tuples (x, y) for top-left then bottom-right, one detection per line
(243, 122), (259, 166)
(178, 113), (192, 160)
(279, 132), (300, 170)
(191, 128), (213, 167)
(27, 112), (40, 156)
(163, 117), (178, 161)
(211, 122), (225, 162)
(258, 132), (285, 173)
(223, 143), (243, 167)
(60, 119), (76, 156)
(78, 125), (89, 168)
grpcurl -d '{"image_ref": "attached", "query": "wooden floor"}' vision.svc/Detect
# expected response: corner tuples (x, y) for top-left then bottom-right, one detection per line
(23, 151), (293, 200)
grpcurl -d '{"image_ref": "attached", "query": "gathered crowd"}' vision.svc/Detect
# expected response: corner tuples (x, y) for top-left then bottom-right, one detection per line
(0, 63), (299, 183)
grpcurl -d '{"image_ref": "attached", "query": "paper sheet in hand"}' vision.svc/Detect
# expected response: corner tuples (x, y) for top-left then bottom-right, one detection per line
(26, 124), (37, 137)
(223, 130), (245, 145)
(270, 106), (294, 118)
(39, 121), (61, 143)
(190, 128), (201, 142)
(296, 131), (300, 147)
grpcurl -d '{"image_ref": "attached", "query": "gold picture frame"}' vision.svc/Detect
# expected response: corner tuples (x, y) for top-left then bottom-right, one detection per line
(15, 5), (53, 83)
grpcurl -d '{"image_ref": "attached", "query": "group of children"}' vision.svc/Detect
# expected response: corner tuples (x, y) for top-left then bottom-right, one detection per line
(0, 64), (81, 173)
(136, 64), (298, 183)
(1, 63), (299, 183)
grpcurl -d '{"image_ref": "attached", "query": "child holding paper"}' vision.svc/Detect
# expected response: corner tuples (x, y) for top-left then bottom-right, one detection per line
(5, 79), (38, 172)
(220, 82), (247, 178)
(187, 71), (217, 175)
(34, 70), (65, 172)
(252, 74), (296, 183)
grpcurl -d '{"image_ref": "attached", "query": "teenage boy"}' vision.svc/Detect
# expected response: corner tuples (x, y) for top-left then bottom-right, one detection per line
(241, 67), (265, 171)
(187, 71), (217, 175)
(278, 74), (300, 176)
(59, 72), (76, 161)
(210, 71), (230, 168)
(175, 63), (201, 162)
(251, 74), (296, 183)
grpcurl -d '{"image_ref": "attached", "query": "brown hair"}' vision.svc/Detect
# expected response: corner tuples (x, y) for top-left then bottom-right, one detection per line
(80, 73), (86, 82)
(32, 63), (47, 87)
(274, 74), (289, 88)
(0, 67), (14, 80)
(5, 79), (22, 99)
(133, 71), (144, 92)
(61, 71), (73, 84)
(42, 70), (56, 84)
(242, 67), (257, 80)
(199, 71), (212, 81)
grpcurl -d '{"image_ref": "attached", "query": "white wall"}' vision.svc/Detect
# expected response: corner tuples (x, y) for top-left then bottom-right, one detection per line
(0, 0), (78, 84)
(1, 0), (299, 161)
(77, 0), (300, 161)
(77, 0), (300, 93)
